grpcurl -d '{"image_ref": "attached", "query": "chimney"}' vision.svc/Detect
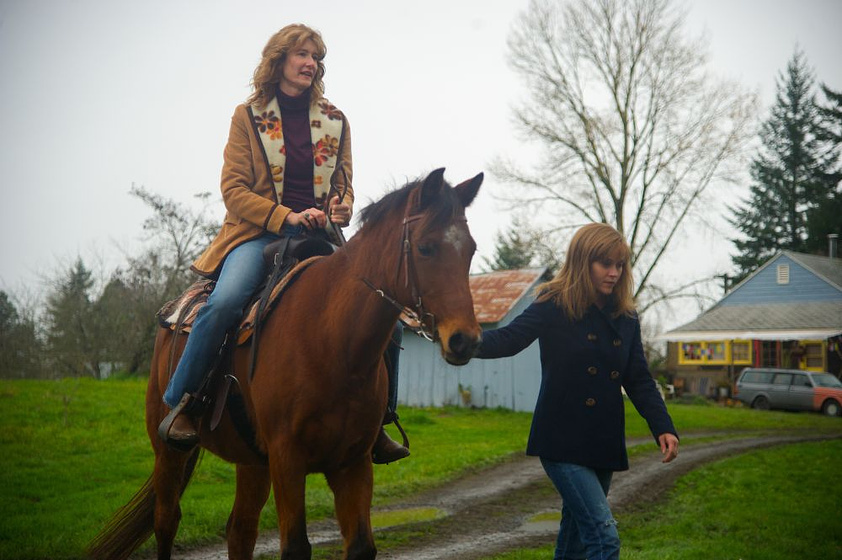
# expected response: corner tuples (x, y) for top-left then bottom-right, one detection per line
(830, 233), (839, 259)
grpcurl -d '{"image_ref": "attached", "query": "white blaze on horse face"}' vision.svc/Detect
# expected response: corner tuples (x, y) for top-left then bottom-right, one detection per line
(444, 224), (470, 256)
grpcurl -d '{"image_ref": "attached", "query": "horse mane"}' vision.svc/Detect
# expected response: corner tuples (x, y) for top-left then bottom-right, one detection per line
(357, 175), (461, 235)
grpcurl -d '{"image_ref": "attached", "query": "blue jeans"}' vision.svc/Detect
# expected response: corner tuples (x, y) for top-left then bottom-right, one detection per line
(163, 232), (296, 408)
(540, 459), (620, 560)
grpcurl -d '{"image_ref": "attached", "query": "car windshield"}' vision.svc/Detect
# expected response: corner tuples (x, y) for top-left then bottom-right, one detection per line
(811, 373), (842, 388)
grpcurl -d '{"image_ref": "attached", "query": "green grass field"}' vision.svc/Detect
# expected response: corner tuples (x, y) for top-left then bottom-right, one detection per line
(1, 377), (840, 559)
(486, 439), (842, 559)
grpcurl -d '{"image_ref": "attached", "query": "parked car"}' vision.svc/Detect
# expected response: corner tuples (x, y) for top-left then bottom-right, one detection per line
(734, 368), (842, 416)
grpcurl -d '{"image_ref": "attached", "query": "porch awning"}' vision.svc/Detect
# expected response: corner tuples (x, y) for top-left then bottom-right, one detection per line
(655, 328), (842, 342)
(655, 300), (842, 342)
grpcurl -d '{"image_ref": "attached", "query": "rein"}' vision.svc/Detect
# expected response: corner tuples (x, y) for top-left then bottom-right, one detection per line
(362, 189), (439, 342)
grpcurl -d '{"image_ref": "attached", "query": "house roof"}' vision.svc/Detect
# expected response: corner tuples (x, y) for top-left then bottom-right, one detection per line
(785, 251), (842, 290)
(400, 268), (545, 331)
(470, 268), (545, 324)
(658, 251), (842, 342)
(656, 301), (842, 341)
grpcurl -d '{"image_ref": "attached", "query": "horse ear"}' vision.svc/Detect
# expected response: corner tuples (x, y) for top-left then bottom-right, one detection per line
(453, 172), (483, 208)
(419, 168), (447, 209)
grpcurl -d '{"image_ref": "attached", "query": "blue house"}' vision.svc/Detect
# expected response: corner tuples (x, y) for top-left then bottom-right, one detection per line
(658, 249), (842, 396)
(397, 268), (545, 411)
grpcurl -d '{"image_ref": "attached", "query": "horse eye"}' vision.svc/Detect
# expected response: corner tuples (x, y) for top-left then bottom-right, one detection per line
(417, 243), (436, 257)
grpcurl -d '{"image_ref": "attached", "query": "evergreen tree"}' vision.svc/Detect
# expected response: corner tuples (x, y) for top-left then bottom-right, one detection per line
(483, 219), (537, 272)
(44, 258), (104, 377)
(731, 50), (836, 278)
(0, 291), (44, 378)
(818, 84), (842, 143)
(483, 217), (559, 280)
(806, 84), (842, 255)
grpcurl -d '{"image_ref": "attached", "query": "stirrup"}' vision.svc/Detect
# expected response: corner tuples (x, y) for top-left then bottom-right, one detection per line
(158, 393), (199, 452)
(383, 411), (410, 449)
(372, 427), (410, 464)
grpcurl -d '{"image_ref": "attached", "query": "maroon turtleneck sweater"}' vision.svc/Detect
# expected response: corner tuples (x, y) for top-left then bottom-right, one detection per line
(278, 88), (316, 212)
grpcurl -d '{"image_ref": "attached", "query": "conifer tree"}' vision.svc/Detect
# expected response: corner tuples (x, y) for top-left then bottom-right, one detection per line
(805, 84), (842, 255)
(730, 51), (836, 278)
(0, 291), (43, 378)
(483, 217), (559, 280)
(44, 258), (103, 377)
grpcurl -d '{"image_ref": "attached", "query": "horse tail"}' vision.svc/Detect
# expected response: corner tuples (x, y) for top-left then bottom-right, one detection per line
(86, 448), (202, 560)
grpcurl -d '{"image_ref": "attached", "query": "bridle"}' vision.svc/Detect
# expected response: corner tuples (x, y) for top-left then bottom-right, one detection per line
(362, 188), (440, 342)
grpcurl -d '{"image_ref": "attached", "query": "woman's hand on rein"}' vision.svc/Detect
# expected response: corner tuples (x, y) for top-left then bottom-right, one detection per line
(289, 208), (327, 230)
(328, 195), (351, 227)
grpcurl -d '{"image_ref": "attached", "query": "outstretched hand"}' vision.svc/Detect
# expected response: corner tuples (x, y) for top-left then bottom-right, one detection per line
(658, 433), (679, 463)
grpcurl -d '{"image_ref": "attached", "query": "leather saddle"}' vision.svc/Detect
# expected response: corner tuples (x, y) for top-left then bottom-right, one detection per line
(156, 233), (336, 345)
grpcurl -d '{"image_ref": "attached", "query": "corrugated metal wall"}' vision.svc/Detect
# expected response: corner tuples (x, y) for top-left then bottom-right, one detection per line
(396, 292), (542, 412)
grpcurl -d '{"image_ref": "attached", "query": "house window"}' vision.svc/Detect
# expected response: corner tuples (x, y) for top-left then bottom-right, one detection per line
(731, 340), (752, 364)
(760, 341), (779, 367)
(678, 340), (751, 365)
(776, 264), (790, 284)
(708, 342), (726, 361)
(680, 343), (705, 363)
(804, 341), (825, 371)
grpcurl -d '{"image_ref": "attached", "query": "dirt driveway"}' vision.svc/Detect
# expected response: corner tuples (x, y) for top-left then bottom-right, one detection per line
(179, 433), (839, 560)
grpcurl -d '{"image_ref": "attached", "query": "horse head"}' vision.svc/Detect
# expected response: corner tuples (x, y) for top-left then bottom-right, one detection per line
(358, 168), (483, 365)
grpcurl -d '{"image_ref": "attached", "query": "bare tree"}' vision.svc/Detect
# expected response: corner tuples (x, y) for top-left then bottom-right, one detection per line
(106, 186), (219, 373)
(495, 0), (757, 313)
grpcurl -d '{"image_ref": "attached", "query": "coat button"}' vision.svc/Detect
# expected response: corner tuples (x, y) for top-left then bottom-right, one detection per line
(613, 338), (622, 346)
(587, 333), (597, 342)
(610, 370), (620, 379)
(585, 398), (596, 407)
(587, 366), (598, 375)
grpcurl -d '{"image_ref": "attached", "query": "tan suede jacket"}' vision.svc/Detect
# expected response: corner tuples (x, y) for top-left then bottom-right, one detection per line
(192, 99), (353, 278)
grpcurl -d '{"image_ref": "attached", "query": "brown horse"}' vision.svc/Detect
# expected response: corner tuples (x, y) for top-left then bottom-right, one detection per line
(87, 168), (483, 560)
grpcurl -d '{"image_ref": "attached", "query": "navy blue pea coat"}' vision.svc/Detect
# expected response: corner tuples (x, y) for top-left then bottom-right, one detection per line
(477, 298), (678, 471)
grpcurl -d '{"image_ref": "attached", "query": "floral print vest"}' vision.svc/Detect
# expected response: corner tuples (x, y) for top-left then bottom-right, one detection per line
(247, 96), (345, 211)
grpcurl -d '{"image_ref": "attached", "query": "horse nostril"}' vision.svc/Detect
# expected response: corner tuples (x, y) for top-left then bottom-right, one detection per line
(448, 332), (466, 355)
(448, 332), (479, 356)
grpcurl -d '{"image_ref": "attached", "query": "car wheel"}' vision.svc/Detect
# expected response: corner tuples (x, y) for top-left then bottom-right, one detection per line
(821, 400), (841, 417)
(752, 396), (770, 410)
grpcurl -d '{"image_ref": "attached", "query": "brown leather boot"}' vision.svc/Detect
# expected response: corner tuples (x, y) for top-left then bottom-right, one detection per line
(167, 413), (198, 443)
(158, 394), (199, 451)
(371, 427), (410, 464)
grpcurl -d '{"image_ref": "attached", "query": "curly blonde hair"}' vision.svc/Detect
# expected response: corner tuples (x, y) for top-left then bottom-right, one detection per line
(535, 223), (635, 320)
(247, 24), (327, 108)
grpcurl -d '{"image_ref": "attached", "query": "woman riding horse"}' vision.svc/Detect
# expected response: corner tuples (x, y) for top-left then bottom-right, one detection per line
(90, 168), (484, 560)
(158, 23), (408, 463)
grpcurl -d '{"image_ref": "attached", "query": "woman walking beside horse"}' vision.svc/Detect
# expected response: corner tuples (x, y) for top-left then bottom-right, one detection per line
(158, 23), (408, 463)
(476, 223), (679, 560)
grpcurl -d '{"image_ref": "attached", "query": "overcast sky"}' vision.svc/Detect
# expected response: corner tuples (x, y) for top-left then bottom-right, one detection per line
(1, 0), (840, 328)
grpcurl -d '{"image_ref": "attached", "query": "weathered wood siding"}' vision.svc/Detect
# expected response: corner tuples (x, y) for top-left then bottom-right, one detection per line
(722, 254), (841, 305)
(397, 293), (542, 411)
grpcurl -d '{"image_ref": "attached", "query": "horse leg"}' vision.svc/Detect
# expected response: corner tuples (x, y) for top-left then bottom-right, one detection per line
(226, 463), (271, 560)
(151, 446), (194, 559)
(324, 458), (376, 560)
(270, 456), (311, 559)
